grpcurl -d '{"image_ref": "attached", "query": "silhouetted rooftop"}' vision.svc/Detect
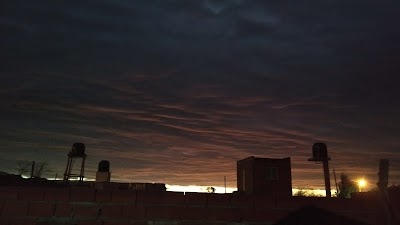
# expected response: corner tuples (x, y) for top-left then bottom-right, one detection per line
(274, 205), (371, 225)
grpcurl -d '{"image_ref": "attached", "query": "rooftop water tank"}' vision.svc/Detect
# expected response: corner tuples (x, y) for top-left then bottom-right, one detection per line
(312, 142), (328, 160)
(70, 143), (86, 157)
(98, 160), (110, 172)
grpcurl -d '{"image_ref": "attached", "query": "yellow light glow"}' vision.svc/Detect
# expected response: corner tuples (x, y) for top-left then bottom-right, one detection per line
(358, 178), (367, 192)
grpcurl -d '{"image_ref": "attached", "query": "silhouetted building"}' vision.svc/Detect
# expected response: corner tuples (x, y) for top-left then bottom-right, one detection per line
(237, 156), (292, 196)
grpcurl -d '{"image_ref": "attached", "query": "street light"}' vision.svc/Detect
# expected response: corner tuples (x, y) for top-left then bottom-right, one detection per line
(358, 178), (367, 192)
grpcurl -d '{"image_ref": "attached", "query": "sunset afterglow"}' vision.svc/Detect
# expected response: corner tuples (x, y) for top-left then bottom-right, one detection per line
(0, 1), (399, 189)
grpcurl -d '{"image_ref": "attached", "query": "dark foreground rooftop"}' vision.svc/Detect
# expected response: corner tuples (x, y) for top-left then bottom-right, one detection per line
(274, 205), (371, 225)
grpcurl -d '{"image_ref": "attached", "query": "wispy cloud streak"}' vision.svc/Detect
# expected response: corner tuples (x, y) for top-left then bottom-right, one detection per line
(1, 0), (400, 188)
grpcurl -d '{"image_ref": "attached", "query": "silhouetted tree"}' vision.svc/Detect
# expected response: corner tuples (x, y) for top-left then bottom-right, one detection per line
(15, 160), (51, 178)
(206, 186), (215, 193)
(337, 173), (358, 198)
(16, 160), (31, 176)
(34, 162), (50, 178)
(387, 184), (400, 192)
(294, 188), (323, 197)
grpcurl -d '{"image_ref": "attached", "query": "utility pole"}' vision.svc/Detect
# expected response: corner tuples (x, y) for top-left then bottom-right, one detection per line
(378, 159), (391, 225)
(224, 176), (226, 194)
(333, 169), (338, 195)
(30, 161), (35, 178)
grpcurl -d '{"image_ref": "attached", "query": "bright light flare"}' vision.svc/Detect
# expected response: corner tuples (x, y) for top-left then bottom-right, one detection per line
(357, 178), (367, 192)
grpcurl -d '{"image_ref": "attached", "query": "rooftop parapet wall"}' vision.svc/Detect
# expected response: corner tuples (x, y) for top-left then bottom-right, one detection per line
(0, 186), (384, 225)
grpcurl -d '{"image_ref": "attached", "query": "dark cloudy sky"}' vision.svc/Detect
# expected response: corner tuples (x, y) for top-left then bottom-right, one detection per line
(1, 0), (400, 189)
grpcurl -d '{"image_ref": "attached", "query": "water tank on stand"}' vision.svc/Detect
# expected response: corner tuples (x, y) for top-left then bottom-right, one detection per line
(70, 143), (86, 157)
(63, 143), (87, 182)
(96, 160), (111, 183)
(98, 160), (110, 172)
(308, 142), (332, 197)
(312, 142), (329, 160)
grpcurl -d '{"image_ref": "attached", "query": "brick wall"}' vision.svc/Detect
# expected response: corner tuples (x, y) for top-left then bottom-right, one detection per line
(237, 157), (292, 196)
(0, 187), (385, 225)
(252, 158), (292, 196)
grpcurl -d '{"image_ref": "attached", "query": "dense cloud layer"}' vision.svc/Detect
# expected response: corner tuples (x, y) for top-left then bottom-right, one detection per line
(1, 0), (400, 188)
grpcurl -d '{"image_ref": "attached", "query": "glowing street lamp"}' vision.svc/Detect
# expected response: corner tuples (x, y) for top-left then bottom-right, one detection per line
(358, 178), (367, 192)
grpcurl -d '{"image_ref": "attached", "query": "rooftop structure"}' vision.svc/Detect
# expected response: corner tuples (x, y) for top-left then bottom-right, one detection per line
(237, 156), (292, 196)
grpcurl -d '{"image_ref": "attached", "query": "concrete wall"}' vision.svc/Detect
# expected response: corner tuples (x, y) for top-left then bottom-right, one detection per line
(0, 186), (386, 225)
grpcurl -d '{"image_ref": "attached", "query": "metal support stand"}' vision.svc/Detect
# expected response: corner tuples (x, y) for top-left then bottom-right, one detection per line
(63, 154), (86, 182)
(323, 161), (331, 198)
